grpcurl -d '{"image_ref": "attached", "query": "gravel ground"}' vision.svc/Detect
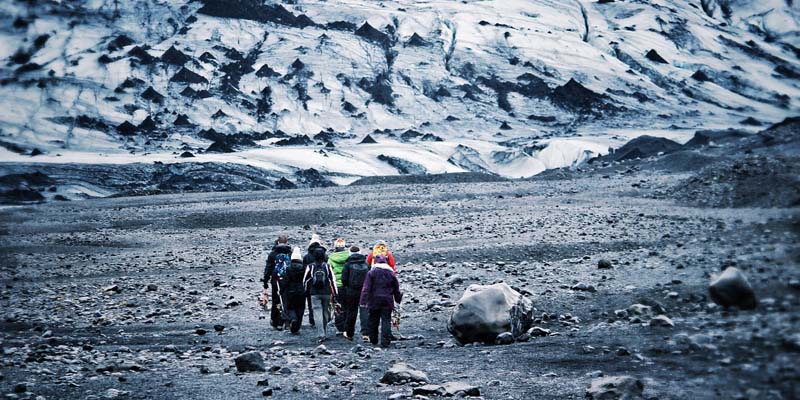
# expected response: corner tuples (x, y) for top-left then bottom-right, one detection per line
(1, 171), (798, 399)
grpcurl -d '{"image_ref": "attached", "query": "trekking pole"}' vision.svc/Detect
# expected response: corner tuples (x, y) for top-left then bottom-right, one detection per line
(274, 279), (286, 318)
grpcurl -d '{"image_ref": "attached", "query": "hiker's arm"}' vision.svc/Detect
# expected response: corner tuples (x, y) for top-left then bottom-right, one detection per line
(393, 276), (402, 303)
(388, 253), (396, 269)
(341, 264), (350, 291)
(359, 274), (372, 307)
(302, 266), (310, 290)
(263, 252), (274, 289)
(264, 252), (276, 287)
(328, 264), (338, 296)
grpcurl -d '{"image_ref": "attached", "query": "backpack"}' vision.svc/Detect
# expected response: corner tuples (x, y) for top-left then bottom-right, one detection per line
(274, 253), (290, 279)
(348, 262), (369, 291)
(311, 263), (329, 290)
(285, 261), (305, 285)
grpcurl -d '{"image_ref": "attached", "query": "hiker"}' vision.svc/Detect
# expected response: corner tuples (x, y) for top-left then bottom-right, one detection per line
(303, 234), (327, 327)
(303, 246), (339, 342)
(328, 238), (350, 333)
(280, 247), (307, 334)
(366, 240), (400, 340)
(340, 246), (370, 341)
(360, 254), (402, 348)
(366, 240), (396, 271)
(262, 235), (292, 330)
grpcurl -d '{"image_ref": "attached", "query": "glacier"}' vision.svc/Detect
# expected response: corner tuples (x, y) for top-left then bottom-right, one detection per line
(0, 0), (797, 187)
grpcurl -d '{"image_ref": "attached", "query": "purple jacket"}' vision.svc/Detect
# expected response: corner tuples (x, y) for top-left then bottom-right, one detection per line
(359, 263), (402, 310)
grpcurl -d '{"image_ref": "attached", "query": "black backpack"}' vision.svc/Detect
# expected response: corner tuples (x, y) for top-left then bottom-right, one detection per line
(285, 261), (305, 285)
(311, 263), (329, 290)
(348, 262), (369, 291)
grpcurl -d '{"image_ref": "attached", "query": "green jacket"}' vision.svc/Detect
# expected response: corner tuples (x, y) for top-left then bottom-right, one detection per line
(328, 250), (350, 288)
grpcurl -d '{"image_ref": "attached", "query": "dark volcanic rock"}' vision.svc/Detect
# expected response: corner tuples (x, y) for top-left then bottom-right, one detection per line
(274, 177), (297, 189)
(350, 172), (507, 186)
(198, 0), (316, 29)
(0, 188), (45, 204)
(586, 376), (644, 400)
(0, 171), (55, 187)
(138, 116), (158, 132)
(235, 352), (266, 372)
(160, 46), (191, 66)
(274, 135), (312, 146)
(355, 22), (392, 48)
(294, 168), (335, 188)
(107, 35), (134, 51)
(549, 78), (607, 112)
(116, 121), (138, 136)
(684, 129), (749, 147)
(357, 73), (394, 106)
(406, 32), (429, 47)
(673, 155), (800, 208)
(645, 49), (668, 64)
(359, 134), (377, 144)
(170, 67), (208, 84)
(128, 46), (155, 64)
(377, 154), (426, 175)
(180, 151), (195, 158)
(448, 283), (533, 344)
(174, 114), (193, 126)
(141, 87), (165, 103)
(603, 135), (682, 162)
(255, 64), (281, 78)
(691, 70), (711, 82)
(206, 140), (235, 153)
(709, 267), (757, 310)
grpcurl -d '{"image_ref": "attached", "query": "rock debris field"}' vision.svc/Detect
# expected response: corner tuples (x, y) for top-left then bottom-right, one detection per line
(1, 168), (799, 399)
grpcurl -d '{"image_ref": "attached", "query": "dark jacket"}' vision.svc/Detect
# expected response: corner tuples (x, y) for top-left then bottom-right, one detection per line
(359, 263), (402, 310)
(303, 242), (328, 266)
(264, 244), (292, 288)
(303, 262), (338, 297)
(341, 253), (370, 297)
(281, 259), (306, 295)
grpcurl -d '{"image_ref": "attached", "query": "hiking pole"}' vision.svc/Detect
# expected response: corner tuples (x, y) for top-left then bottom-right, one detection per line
(274, 279), (287, 322)
(391, 303), (402, 339)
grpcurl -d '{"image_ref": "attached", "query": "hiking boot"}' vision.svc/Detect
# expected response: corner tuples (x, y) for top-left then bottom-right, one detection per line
(361, 335), (370, 342)
(343, 332), (353, 341)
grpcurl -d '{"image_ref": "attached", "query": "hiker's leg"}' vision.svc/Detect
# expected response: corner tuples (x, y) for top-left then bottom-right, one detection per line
(294, 294), (305, 333)
(280, 291), (291, 327)
(359, 306), (370, 337)
(320, 296), (331, 338)
(270, 277), (282, 328)
(380, 308), (392, 347)
(344, 295), (358, 338)
(306, 293), (315, 326)
(367, 308), (380, 345)
(334, 301), (346, 332)
(310, 295), (325, 339)
(285, 294), (299, 333)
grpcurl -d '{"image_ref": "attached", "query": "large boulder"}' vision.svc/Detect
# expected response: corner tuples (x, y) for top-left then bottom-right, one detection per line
(709, 267), (757, 310)
(447, 282), (533, 344)
(234, 351), (266, 372)
(381, 363), (429, 385)
(586, 376), (644, 399)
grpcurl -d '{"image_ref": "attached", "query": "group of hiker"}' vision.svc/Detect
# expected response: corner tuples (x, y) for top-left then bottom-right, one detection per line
(260, 234), (402, 347)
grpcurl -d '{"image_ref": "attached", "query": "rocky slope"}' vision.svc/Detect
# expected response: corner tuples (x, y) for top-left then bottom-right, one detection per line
(0, 0), (798, 188)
